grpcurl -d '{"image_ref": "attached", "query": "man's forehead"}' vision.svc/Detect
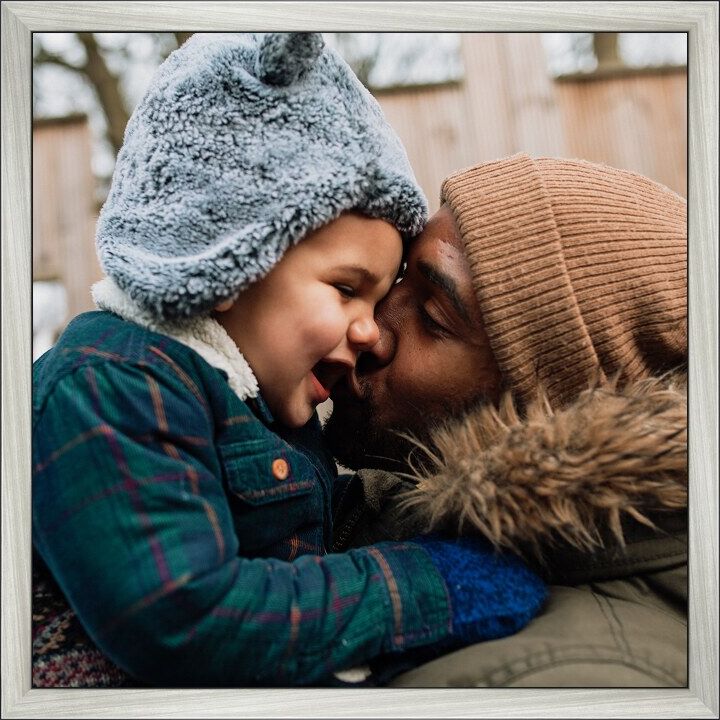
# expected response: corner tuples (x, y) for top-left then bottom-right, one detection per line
(410, 204), (485, 331)
(414, 204), (467, 267)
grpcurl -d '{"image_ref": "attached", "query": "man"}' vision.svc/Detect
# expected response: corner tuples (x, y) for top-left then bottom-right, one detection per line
(325, 153), (688, 687)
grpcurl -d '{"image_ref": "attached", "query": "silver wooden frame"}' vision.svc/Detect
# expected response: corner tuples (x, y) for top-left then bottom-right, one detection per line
(3, 3), (717, 717)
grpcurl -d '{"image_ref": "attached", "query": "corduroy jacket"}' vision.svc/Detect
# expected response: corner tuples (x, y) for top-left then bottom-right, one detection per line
(32, 311), (453, 687)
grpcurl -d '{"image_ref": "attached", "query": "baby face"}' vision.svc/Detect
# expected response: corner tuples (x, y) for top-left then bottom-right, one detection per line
(217, 213), (403, 427)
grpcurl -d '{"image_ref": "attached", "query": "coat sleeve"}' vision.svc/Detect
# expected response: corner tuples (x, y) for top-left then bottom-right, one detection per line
(32, 361), (451, 687)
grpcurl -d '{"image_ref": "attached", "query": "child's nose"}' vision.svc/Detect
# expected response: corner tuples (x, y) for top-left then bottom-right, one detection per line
(348, 315), (380, 349)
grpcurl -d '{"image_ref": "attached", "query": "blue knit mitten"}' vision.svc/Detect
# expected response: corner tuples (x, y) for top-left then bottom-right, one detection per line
(413, 536), (546, 646)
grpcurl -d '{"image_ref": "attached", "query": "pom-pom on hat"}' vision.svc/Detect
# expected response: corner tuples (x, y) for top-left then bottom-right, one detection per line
(96, 33), (427, 320)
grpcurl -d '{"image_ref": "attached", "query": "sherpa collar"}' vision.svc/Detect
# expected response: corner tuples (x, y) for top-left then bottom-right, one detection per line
(92, 277), (259, 402)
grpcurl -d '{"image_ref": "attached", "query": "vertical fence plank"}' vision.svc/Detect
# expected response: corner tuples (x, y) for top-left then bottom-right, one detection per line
(374, 34), (686, 214)
(32, 115), (101, 323)
(555, 71), (687, 197)
(32, 35), (686, 326)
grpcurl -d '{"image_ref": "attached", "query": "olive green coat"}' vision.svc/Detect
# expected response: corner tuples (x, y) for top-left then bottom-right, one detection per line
(332, 374), (687, 686)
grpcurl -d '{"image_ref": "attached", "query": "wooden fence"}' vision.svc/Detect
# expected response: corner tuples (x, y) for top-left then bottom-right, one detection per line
(376, 33), (686, 212)
(33, 114), (100, 321)
(33, 33), (686, 331)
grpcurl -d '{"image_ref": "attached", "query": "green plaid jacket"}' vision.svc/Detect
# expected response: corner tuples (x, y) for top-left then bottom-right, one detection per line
(32, 311), (451, 686)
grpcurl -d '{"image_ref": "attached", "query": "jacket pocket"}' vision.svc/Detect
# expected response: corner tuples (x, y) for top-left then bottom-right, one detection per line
(220, 438), (316, 506)
(219, 438), (324, 557)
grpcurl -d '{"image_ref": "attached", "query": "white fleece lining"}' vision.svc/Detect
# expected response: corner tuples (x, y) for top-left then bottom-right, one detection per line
(92, 277), (258, 401)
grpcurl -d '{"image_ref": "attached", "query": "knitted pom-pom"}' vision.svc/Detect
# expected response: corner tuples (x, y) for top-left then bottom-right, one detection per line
(254, 32), (325, 86)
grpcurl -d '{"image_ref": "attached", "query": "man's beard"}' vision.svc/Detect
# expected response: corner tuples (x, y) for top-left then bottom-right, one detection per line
(323, 396), (425, 473)
(323, 382), (489, 473)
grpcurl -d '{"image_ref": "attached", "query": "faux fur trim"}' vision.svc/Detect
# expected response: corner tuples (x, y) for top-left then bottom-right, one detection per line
(395, 374), (687, 558)
(92, 277), (259, 401)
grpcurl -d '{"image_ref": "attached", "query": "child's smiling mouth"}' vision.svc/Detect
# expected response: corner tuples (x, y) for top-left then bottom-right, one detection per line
(310, 361), (350, 404)
(309, 370), (330, 403)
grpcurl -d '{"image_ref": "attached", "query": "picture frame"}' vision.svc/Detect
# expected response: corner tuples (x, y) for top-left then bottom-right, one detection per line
(3, 2), (717, 717)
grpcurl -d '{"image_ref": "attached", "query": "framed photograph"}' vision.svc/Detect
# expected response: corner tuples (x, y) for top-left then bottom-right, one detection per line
(3, 2), (717, 717)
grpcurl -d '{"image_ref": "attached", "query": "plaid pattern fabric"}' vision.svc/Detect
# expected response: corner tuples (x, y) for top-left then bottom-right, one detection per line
(32, 312), (451, 686)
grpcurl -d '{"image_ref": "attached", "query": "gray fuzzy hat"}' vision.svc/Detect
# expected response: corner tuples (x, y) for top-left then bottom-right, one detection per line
(96, 32), (427, 320)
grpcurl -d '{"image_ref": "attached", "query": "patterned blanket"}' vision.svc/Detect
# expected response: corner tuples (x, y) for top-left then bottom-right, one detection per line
(32, 556), (136, 688)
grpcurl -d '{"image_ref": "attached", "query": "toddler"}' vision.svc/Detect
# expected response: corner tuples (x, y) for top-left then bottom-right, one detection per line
(32, 33), (545, 687)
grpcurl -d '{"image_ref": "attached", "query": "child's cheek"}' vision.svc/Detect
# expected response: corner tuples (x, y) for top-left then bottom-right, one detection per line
(304, 302), (348, 353)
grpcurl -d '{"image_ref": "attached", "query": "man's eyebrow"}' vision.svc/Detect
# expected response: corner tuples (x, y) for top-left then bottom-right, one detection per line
(417, 259), (471, 324)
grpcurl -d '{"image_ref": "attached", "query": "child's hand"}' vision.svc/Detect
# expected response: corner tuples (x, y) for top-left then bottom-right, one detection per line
(411, 535), (547, 646)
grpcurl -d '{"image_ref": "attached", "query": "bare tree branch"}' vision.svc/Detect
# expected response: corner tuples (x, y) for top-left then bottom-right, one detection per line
(75, 33), (130, 154)
(329, 33), (381, 88)
(35, 34), (131, 154)
(174, 32), (194, 49)
(33, 47), (83, 74)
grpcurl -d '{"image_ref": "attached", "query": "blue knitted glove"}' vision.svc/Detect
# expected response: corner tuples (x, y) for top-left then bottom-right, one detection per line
(413, 535), (546, 646)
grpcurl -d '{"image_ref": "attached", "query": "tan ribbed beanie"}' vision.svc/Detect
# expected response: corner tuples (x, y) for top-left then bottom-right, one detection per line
(441, 153), (687, 408)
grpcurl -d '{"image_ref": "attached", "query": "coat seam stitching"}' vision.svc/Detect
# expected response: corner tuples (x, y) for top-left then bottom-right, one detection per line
(591, 592), (625, 655)
(486, 657), (684, 687)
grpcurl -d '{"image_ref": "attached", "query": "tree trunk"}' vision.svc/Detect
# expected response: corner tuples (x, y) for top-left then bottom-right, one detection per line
(174, 32), (194, 48)
(593, 33), (621, 70)
(76, 34), (130, 154)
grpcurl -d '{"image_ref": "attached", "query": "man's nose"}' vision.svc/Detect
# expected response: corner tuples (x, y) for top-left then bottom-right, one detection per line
(355, 296), (398, 373)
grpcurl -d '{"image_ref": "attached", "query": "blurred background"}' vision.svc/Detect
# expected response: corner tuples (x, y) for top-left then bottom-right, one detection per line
(32, 32), (687, 360)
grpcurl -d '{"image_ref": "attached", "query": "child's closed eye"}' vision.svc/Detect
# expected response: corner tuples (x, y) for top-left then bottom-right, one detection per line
(333, 284), (356, 298)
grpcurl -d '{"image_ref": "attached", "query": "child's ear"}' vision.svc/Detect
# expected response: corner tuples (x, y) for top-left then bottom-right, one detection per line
(214, 298), (235, 313)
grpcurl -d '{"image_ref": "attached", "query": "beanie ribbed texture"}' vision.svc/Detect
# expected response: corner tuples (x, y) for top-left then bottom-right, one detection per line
(441, 153), (686, 408)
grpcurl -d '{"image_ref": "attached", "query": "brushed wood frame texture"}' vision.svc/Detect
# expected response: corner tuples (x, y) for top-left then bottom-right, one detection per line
(3, 3), (717, 718)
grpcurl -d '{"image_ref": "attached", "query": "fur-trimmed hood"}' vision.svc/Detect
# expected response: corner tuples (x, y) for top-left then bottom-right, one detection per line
(358, 373), (687, 562)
